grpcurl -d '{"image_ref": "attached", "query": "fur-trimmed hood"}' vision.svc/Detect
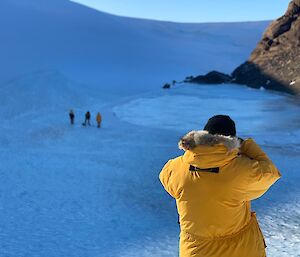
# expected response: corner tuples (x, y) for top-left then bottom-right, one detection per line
(178, 130), (241, 152)
(179, 130), (241, 168)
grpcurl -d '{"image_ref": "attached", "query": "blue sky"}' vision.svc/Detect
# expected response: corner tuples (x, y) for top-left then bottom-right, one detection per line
(72, 0), (290, 22)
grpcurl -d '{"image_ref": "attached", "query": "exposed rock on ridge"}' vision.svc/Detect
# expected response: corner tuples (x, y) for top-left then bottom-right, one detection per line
(189, 71), (232, 85)
(232, 0), (300, 94)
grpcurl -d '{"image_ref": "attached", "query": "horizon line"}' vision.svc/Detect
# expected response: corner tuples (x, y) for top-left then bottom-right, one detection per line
(70, 1), (275, 25)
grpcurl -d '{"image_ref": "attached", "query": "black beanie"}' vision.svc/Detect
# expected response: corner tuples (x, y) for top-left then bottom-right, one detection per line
(204, 115), (236, 137)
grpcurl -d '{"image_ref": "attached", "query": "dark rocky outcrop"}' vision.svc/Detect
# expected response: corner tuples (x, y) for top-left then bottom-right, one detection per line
(189, 71), (232, 84)
(232, 0), (300, 94)
(162, 83), (171, 89)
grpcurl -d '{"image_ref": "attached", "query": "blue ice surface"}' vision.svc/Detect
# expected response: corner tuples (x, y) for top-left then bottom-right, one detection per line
(0, 83), (300, 257)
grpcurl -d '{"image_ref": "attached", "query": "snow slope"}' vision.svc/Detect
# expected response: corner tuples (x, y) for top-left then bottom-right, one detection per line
(0, 71), (86, 119)
(0, 0), (268, 94)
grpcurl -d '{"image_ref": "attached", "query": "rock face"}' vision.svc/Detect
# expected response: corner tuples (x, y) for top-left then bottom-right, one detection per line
(190, 71), (232, 84)
(162, 83), (171, 89)
(233, 0), (300, 94)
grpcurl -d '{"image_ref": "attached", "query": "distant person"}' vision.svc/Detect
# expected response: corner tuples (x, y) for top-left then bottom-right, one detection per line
(69, 110), (75, 125)
(96, 112), (102, 128)
(83, 111), (91, 126)
(159, 115), (281, 257)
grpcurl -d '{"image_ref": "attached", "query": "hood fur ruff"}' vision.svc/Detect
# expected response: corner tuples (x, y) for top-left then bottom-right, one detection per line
(178, 130), (241, 152)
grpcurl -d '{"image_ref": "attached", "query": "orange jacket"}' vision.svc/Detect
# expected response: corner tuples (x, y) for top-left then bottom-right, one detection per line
(96, 113), (102, 123)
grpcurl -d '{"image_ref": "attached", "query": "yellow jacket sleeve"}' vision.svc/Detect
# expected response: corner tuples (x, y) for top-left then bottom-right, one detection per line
(159, 160), (178, 199)
(237, 138), (281, 201)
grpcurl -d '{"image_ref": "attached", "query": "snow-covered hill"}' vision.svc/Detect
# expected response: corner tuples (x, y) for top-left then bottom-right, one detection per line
(0, 0), (268, 94)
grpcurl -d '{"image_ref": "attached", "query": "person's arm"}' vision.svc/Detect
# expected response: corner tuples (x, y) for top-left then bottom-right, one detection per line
(159, 160), (178, 199)
(236, 138), (281, 201)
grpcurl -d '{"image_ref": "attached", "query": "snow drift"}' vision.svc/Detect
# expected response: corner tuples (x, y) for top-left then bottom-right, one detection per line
(0, 0), (268, 95)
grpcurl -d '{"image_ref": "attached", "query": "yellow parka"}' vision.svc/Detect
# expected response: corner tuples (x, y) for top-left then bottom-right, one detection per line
(96, 113), (102, 123)
(159, 131), (281, 257)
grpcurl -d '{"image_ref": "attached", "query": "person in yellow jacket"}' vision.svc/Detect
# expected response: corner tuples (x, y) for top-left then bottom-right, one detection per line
(159, 115), (281, 257)
(96, 112), (102, 128)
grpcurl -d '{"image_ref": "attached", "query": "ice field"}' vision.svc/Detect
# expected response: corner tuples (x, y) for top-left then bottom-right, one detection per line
(1, 83), (300, 256)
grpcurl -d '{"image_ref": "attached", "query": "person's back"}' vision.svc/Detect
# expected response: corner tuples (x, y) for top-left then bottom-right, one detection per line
(86, 111), (91, 120)
(69, 110), (75, 125)
(84, 111), (91, 126)
(159, 115), (281, 257)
